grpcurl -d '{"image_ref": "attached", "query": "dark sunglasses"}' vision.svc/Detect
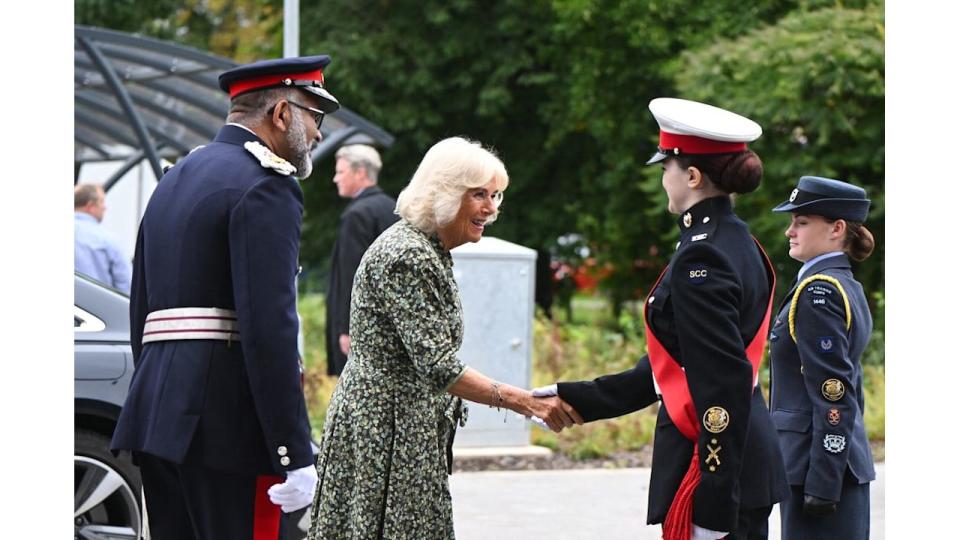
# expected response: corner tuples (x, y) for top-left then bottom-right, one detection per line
(270, 100), (325, 130)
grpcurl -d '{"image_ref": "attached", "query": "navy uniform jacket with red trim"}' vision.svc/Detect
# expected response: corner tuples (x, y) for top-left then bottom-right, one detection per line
(768, 254), (876, 501)
(557, 196), (789, 532)
(111, 124), (312, 476)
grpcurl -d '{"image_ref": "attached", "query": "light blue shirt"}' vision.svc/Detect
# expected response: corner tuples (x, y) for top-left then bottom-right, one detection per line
(75, 212), (132, 293)
(797, 251), (844, 282)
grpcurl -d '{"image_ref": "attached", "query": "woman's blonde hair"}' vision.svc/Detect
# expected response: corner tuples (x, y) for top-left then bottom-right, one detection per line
(396, 137), (509, 233)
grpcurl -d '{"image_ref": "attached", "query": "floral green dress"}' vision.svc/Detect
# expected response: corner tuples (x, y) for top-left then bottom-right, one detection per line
(309, 220), (468, 540)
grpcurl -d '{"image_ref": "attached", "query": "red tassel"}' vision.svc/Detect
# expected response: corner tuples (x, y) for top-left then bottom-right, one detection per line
(662, 447), (701, 540)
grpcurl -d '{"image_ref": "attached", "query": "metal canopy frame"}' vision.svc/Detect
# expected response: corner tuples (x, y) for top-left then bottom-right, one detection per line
(75, 25), (395, 186)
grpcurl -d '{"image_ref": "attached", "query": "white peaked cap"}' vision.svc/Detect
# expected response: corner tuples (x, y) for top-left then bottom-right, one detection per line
(646, 98), (762, 165)
(649, 98), (762, 141)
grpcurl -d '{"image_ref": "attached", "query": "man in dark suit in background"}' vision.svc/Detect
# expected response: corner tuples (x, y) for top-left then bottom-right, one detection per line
(326, 144), (398, 375)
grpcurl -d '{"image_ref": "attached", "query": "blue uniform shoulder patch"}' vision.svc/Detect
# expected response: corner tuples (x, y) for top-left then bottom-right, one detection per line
(687, 265), (709, 284)
(806, 284), (834, 296)
(818, 336), (836, 353)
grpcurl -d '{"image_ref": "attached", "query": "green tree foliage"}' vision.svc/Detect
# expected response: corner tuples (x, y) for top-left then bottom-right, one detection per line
(297, 0), (798, 297)
(298, 0), (561, 285)
(673, 5), (885, 306)
(77, 1), (884, 338)
(76, 0), (283, 61)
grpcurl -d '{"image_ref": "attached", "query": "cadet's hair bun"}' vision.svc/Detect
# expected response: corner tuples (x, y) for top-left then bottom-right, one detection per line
(678, 150), (763, 194)
(845, 222), (875, 262)
(715, 151), (763, 194)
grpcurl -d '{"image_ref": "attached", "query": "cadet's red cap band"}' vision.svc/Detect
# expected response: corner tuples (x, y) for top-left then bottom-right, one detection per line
(658, 131), (747, 155)
(228, 69), (325, 98)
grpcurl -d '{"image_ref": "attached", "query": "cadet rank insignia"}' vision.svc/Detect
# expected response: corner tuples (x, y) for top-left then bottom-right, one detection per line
(827, 408), (841, 426)
(683, 212), (692, 228)
(703, 406), (729, 433)
(822, 379), (845, 401)
(705, 438), (721, 472)
(244, 141), (297, 176)
(818, 336), (835, 353)
(823, 434), (846, 453)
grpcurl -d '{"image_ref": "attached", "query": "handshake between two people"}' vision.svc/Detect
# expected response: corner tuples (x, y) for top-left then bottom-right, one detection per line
(450, 368), (583, 433)
(525, 383), (583, 433)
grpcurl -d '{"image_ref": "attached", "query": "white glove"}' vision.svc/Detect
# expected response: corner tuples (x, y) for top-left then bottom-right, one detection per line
(531, 384), (558, 397)
(517, 412), (551, 431)
(267, 464), (318, 513)
(528, 384), (559, 429)
(691, 524), (728, 540)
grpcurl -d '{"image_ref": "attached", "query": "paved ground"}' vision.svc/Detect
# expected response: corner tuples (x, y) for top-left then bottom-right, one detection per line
(450, 463), (884, 539)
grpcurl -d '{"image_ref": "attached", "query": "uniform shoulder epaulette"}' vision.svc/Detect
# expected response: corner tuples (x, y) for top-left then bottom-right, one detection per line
(788, 273), (851, 342)
(243, 141), (297, 176)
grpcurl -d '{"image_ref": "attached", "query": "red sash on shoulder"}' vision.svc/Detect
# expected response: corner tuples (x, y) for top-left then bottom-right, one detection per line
(644, 237), (775, 539)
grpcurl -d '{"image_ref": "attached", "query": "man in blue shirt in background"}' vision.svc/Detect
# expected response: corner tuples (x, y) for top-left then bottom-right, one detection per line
(74, 183), (132, 293)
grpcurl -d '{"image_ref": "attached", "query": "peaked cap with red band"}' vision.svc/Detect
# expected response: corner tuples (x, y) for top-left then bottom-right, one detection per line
(645, 97), (761, 165)
(218, 55), (340, 113)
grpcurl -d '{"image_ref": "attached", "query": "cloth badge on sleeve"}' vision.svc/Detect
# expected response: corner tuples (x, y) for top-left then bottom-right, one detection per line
(811, 296), (827, 307)
(807, 284), (834, 296)
(827, 408), (841, 426)
(688, 265), (709, 284)
(818, 336), (836, 353)
(823, 434), (846, 453)
(822, 379), (845, 401)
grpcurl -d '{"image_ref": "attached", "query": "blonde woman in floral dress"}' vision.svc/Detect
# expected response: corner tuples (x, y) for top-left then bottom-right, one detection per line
(308, 137), (582, 539)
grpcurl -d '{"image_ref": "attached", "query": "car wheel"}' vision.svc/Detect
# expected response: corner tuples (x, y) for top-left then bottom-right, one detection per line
(75, 429), (142, 540)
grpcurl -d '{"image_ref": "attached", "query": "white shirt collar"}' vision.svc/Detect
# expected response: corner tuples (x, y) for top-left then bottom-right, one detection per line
(226, 122), (258, 137)
(798, 251), (844, 281)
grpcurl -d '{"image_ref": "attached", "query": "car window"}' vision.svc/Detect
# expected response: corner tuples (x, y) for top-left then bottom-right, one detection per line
(75, 306), (106, 333)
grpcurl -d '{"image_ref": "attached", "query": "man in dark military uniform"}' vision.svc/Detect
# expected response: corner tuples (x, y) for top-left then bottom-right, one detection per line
(110, 56), (340, 540)
(768, 176), (876, 539)
(325, 144), (398, 376)
(534, 98), (789, 540)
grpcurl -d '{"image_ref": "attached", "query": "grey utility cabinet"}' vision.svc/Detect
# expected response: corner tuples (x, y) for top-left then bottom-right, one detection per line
(450, 236), (537, 447)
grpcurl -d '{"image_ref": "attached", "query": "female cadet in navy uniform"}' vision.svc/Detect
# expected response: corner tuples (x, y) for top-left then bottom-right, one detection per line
(535, 98), (789, 540)
(768, 176), (876, 539)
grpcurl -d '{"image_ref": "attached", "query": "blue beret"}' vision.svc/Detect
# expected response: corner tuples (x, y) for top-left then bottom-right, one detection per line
(218, 55), (339, 113)
(772, 176), (871, 222)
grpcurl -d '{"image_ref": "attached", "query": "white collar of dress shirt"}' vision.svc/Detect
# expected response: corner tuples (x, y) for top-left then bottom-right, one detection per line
(798, 251), (845, 281)
(226, 122), (258, 137)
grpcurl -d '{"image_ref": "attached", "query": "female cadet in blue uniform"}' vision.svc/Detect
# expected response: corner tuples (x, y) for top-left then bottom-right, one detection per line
(768, 176), (876, 539)
(536, 98), (789, 540)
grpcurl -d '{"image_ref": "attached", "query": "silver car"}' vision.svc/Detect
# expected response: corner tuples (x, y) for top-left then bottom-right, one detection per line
(75, 272), (141, 540)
